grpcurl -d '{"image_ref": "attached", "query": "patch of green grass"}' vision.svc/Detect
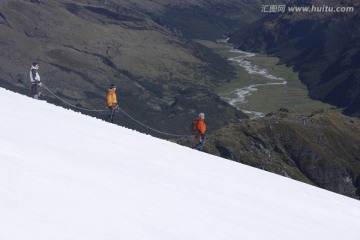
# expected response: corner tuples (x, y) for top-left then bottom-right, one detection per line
(197, 40), (333, 115)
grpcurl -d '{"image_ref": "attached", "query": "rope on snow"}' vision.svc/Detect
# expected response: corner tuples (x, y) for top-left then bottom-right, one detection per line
(42, 84), (106, 112)
(42, 84), (192, 138)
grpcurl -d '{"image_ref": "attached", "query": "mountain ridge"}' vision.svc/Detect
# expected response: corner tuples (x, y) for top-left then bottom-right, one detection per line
(229, 0), (360, 116)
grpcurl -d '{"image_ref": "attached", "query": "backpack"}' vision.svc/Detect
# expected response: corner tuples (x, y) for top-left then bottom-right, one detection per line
(191, 119), (198, 134)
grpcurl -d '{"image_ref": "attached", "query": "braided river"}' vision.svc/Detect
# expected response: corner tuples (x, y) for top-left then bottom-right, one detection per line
(207, 40), (333, 118)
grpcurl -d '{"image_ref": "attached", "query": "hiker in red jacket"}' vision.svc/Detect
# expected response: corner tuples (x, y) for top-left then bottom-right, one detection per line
(195, 112), (206, 151)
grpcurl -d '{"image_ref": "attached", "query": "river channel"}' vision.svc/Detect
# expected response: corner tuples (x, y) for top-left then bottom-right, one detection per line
(197, 40), (333, 118)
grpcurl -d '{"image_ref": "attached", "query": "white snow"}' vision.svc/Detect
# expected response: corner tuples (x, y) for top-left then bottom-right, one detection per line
(0, 87), (360, 240)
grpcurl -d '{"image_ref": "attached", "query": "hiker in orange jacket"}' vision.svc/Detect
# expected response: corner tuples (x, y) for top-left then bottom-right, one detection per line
(195, 112), (206, 151)
(106, 84), (118, 123)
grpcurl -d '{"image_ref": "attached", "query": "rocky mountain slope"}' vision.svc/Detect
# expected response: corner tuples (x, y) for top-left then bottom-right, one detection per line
(178, 108), (360, 199)
(2, 0), (270, 134)
(230, 0), (360, 117)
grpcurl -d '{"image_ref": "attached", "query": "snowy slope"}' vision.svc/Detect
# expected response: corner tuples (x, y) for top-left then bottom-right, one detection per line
(0, 88), (360, 240)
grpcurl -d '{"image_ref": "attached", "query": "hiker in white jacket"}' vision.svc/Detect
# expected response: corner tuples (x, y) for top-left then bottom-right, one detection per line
(29, 62), (42, 99)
